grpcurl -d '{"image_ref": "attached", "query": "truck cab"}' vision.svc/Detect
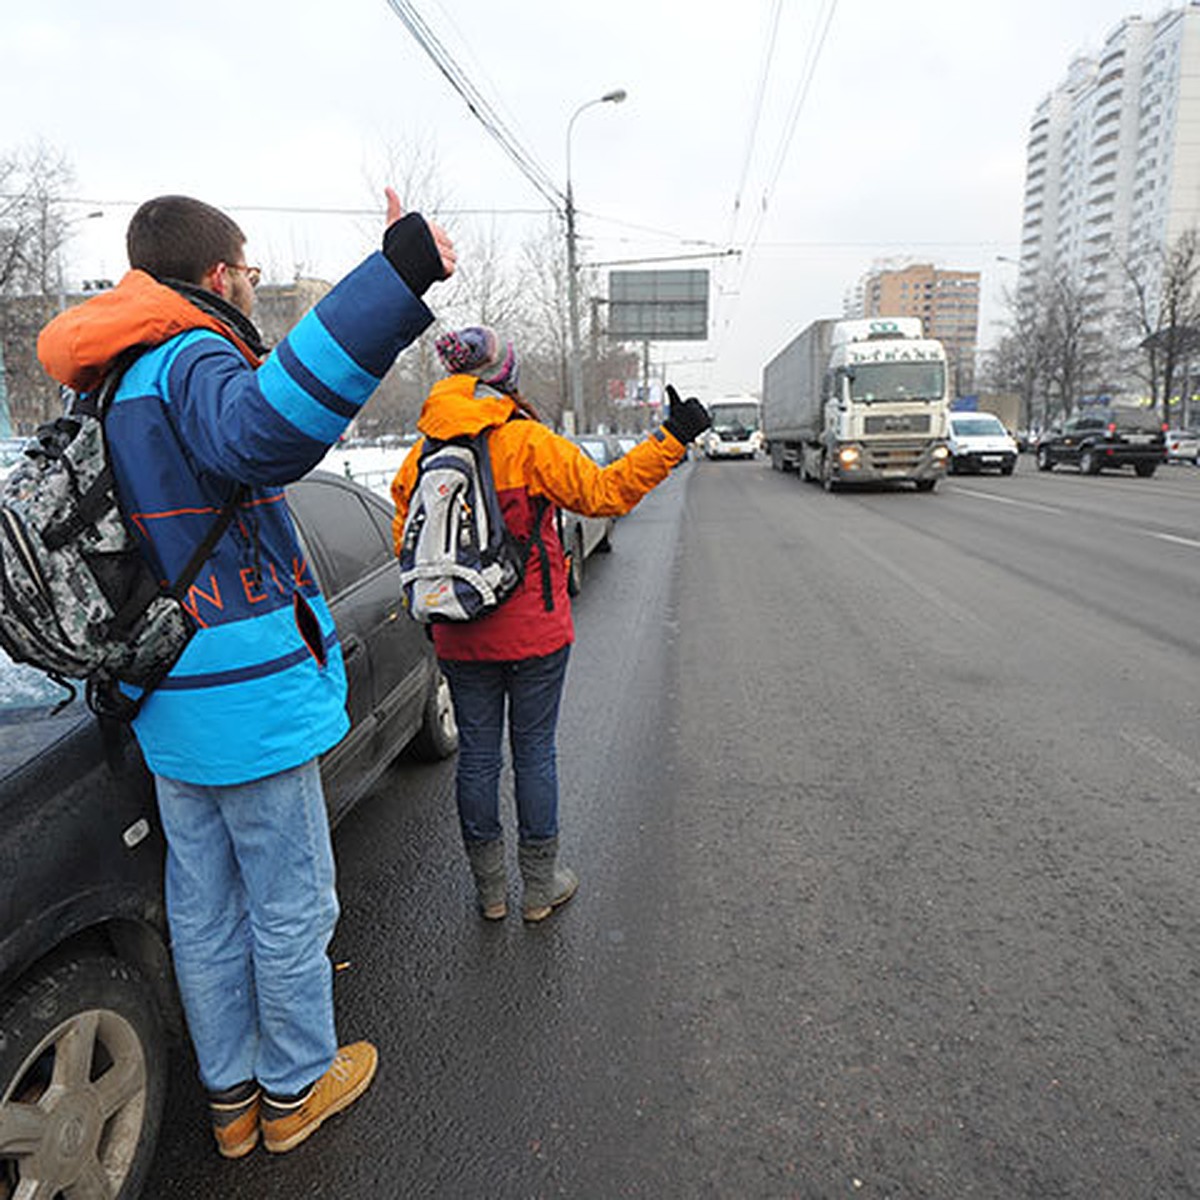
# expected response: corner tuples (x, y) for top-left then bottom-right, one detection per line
(820, 319), (950, 490)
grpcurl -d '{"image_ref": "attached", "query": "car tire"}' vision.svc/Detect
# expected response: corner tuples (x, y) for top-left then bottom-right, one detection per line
(1036, 447), (1054, 471)
(595, 522), (614, 554)
(1134, 462), (1157, 478)
(1079, 447), (1101, 475)
(914, 479), (937, 493)
(566, 530), (584, 596)
(0, 954), (167, 1200)
(1000, 463), (1015, 476)
(407, 667), (458, 761)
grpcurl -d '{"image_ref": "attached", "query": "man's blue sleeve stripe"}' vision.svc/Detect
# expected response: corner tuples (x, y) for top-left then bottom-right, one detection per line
(285, 309), (380, 403)
(256, 339), (366, 443)
(274, 340), (359, 421)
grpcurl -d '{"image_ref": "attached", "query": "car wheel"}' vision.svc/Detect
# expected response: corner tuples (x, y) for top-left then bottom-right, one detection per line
(1000, 463), (1015, 476)
(1036, 447), (1054, 471)
(914, 479), (937, 493)
(1079, 447), (1101, 475)
(1134, 462), (1157, 478)
(0, 954), (166, 1200)
(595, 522), (614, 554)
(407, 667), (458, 761)
(566, 530), (584, 596)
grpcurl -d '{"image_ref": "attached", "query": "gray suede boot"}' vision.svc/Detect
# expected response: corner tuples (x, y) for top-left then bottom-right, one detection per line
(518, 838), (579, 923)
(464, 838), (508, 920)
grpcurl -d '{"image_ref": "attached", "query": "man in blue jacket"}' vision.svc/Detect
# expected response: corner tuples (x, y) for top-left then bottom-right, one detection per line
(39, 189), (455, 1157)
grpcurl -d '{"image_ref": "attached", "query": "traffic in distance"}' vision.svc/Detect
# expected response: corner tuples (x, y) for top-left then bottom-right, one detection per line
(0, 314), (1191, 1196)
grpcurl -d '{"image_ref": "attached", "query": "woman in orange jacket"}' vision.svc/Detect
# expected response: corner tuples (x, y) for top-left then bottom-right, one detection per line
(391, 327), (710, 922)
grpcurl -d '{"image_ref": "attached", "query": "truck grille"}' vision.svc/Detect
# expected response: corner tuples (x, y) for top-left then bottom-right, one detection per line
(863, 413), (931, 434)
(864, 443), (928, 471)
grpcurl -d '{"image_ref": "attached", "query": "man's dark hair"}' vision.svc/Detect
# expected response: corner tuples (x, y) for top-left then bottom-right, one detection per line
(126, 195), (245, 284)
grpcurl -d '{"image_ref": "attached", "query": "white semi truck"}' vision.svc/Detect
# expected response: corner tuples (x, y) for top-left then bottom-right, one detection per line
(762, 317), (951, 492)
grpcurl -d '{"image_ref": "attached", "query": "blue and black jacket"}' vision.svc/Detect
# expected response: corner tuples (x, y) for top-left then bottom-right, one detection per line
(39, 254), (432, 784)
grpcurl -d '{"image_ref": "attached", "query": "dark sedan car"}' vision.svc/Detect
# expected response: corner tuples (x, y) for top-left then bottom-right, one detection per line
(0, 471), (456, 1199)
(1035, 407), (1166, 476)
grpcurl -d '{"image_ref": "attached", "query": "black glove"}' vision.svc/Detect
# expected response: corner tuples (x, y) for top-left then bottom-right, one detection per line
(663, 384), (711, 445)
(382, 212), (446, 298)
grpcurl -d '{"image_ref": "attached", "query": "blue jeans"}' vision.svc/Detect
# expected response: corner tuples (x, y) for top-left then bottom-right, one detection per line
(154, 759), (339, 1096)
(441, 645), (570, 844)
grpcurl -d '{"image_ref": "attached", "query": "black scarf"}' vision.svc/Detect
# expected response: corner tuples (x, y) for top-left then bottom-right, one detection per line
(160, 277), (270, 360)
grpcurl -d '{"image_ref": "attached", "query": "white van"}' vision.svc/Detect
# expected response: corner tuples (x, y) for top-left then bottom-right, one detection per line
(946, 412), (1018, 475)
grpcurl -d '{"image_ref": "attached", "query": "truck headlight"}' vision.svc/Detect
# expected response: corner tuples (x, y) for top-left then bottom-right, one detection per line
(838, 445), (861, 468)
(931, 444), (950, 462)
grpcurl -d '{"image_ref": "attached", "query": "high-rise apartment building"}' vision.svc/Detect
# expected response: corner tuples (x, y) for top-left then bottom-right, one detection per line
(1018, 4), (1200, 346)
(847, 262), (981, 395)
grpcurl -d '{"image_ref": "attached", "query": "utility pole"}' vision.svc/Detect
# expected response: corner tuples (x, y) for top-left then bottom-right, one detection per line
(564, 89), (626, 434)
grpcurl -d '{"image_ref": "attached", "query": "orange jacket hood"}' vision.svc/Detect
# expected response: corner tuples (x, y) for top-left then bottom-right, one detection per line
(416, 375), (518, 440)
(38, 269), (260, 393)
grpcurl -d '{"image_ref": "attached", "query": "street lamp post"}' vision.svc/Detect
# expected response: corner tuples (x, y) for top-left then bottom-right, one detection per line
(57, 210), (104, 314)
(565, 88), (626, 434)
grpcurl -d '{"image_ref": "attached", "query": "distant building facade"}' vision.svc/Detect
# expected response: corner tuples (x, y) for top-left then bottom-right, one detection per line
(846, 261), (981, 396)
(1018, 4), (1200, 351)
(0, 276), (332, 435)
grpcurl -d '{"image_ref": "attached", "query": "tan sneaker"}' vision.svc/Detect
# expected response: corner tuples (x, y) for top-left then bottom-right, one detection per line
(208, 1083), (261, 1159)
(260, 1042), (378, 1154)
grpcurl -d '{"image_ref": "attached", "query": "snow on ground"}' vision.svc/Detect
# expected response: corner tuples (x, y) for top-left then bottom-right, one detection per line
(316, 442), (414, 499)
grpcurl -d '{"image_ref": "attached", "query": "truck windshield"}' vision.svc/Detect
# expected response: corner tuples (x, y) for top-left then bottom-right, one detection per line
(848, 362), (945, 403)
(710, 404), (760, 434)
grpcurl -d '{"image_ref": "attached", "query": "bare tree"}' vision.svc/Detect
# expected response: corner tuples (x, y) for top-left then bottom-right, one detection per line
(511, 217), (571, 428)
(1123, 227), (1200, 426)
(0, 140), (75, 298)
(983, 284), (1049, 433)
(0, 141), (76, 433)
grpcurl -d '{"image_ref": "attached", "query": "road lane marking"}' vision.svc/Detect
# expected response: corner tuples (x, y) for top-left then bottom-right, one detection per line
(949, 486), (1064, 515)
(1120, 729), (1200, 795)
(1150, 532), (1200, 550)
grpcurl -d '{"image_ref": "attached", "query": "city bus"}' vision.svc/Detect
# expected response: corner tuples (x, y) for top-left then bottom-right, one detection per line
(702, 395), (762, 460)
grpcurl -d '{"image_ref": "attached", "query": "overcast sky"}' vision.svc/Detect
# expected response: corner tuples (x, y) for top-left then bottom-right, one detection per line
(4, 0), (1166, 398)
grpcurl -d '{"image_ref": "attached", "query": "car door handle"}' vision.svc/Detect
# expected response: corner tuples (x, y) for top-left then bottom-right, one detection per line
(343, 634), (363, 660)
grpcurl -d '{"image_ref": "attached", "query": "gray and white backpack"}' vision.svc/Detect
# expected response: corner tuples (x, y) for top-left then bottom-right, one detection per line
(0, 360), (242, 718)
(399, 427), (549, 623)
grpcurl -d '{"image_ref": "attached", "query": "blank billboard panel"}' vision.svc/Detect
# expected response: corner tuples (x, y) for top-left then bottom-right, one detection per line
(608, 269), (708, 341)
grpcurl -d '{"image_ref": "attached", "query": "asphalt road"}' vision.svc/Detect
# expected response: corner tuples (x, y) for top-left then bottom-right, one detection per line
(145, 455), (1200, 1199)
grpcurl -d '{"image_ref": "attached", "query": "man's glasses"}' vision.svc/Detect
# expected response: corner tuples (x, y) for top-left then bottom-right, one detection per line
(226, 263), (262, 288)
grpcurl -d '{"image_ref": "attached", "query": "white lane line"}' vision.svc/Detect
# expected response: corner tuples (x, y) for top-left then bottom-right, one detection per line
(949, 486), (1063, 515)
(1120, 729), (1200, 795)
(1151, 532), (1200, 550)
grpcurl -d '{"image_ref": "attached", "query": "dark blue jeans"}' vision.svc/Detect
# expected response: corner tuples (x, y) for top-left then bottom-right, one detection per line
(440, 645), (570, 844)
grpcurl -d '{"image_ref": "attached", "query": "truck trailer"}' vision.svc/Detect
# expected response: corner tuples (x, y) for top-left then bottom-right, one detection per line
(762, 317), (951, 491)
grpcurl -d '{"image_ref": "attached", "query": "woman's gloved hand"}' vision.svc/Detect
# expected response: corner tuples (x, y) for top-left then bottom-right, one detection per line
(663, 384), (712, 445)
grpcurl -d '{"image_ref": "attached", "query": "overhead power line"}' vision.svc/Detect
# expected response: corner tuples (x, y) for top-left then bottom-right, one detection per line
(383, 0), (564, 211)
(727, 0), (784, 246)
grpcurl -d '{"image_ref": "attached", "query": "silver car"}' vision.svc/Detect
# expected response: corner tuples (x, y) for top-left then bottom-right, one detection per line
(558, 435), (624, 595)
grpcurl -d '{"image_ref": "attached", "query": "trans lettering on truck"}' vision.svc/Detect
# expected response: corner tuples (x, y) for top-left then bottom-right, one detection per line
(849, 346), (941, 363)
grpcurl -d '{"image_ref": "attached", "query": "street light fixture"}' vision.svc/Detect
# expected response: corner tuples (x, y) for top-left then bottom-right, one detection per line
(57, 210), (104, 314)
(565, 87), (626, 434)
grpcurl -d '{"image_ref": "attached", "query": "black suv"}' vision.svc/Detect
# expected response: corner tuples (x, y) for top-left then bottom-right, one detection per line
(0, 471), (457, 1199)
(1036, 407), (1166, 477)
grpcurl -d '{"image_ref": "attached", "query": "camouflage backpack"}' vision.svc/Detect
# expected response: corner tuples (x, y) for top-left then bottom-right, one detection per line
(0, 357), (242, 719)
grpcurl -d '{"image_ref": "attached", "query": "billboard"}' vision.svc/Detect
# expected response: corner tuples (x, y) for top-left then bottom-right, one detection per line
(608, 269), (708, 341)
